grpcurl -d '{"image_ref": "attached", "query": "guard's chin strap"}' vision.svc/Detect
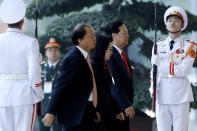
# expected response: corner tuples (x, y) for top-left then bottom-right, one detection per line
(168, 29), (181, 34)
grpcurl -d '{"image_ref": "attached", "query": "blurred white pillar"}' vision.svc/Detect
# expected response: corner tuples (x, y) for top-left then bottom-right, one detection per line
(190, 0), (197, 41)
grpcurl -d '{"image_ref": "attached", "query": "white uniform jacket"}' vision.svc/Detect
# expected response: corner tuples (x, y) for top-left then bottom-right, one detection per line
(150, 36), (196, 104)
(0, 28), (44, 107)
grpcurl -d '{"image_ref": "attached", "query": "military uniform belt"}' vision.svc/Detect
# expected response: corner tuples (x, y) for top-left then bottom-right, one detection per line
(0, 74), (28, 80)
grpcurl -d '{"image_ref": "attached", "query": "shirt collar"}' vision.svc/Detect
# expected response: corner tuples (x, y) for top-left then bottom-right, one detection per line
(6, 28), (23, 34)
(113, 43), (122, 55)
(167, 35), (183, 44)
(47, 60), (59, 68)
(76, 46), (88, 59)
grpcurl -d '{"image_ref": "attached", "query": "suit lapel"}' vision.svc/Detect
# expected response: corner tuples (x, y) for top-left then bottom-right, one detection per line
(113, 47), (125, 67)
(113, 47), (131, 79)
(74, 46), (93, 78)
(73, 46), (87, 63)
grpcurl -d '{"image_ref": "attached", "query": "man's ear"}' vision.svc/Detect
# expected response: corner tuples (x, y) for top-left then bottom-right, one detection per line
(45, 49), (48, 56)
(112, 33), (116, 41)
(78, 39), (82, 45)
(20, 19), (24, 29)
(21, 19), (24, 24)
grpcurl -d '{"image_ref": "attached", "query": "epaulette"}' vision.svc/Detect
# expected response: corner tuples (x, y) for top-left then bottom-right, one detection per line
(182, 40), (196, 59)
(130, 66), (135, 70)
(186, 40), (196, 45)
(157, 38), (166, 43)
(40, 61), (46, 65)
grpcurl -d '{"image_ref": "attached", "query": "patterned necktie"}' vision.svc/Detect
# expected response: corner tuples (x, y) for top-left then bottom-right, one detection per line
(169, 40), (175, 50)
(86, 55), (97, 107)
(121, 51), (131, 78)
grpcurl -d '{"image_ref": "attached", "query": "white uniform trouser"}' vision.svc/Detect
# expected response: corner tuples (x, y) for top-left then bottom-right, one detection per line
(0, 104), (36, 131)
(156, 102), (189, 131)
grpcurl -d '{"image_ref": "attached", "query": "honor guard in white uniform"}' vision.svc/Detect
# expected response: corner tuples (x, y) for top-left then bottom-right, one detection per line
(150, 6), (196, 131)
(0, 0), (44, 131)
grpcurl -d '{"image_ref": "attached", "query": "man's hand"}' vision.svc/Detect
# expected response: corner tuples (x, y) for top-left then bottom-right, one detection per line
(125, 106), (135, 119)
(42, 113), (55, 127)
(116, 112), (125, 121)
(94, 111), (101, 123)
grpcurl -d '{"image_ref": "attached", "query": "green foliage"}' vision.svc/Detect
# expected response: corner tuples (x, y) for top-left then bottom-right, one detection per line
(44, 11), (124, 54)
(132, 65), (152, 110)
(123, 1), (197, 34)
(26, 0), (110, 19)
(42, 1), (166, 54)
(194, 61), (197, 67)
(34, 1), (197, 59)
(38, 35), (72, 56)
(48, 12), (114, 34)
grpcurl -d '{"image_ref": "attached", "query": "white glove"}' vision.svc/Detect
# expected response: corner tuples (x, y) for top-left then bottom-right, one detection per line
(173, 56), (183, 65)
(151, 54), (161, 66)
(149, 84), (153, 98)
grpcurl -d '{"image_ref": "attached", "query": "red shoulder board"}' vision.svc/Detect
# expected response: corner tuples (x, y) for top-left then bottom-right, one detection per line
(186, 40), (196, 45)
(189, 50), (196, 58)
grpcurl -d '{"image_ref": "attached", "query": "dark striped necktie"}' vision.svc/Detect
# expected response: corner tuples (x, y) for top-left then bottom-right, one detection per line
(169, 40), (175, 50)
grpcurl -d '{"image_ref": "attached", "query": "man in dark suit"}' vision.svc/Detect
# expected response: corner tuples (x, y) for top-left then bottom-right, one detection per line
(105, 20), (135, 131)
(42, 24), (96, 131)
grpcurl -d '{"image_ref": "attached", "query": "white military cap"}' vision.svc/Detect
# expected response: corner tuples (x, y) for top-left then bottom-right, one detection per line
(164, 6), (188, 31)
(0, 0), (26, 24)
